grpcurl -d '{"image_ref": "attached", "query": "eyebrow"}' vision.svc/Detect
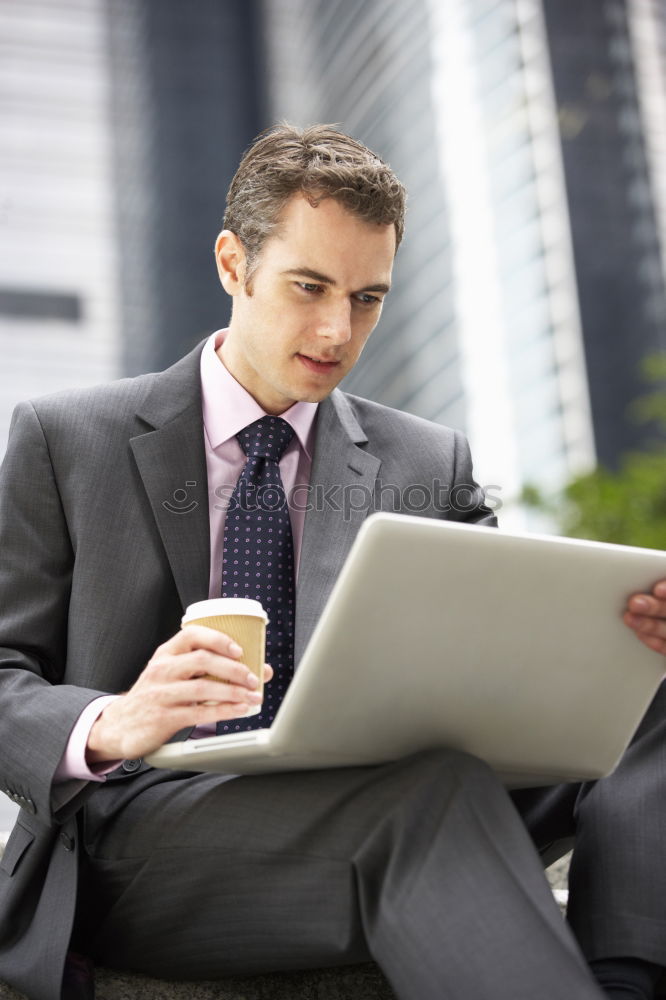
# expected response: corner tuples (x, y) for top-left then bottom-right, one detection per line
(282, 267), (391, 295)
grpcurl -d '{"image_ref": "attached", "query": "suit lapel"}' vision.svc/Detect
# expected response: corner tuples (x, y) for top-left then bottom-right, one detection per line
(295, 390), (381, 664)
(127, 350), (380, 661)
(130, 344), (210, 611)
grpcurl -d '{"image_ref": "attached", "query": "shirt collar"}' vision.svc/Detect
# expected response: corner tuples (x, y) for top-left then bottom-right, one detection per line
(200, 330), (318, 457)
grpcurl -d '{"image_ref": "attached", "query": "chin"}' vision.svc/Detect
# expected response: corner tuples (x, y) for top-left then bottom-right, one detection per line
(306, 385), (340, 402)
(290, 391), (327, 405)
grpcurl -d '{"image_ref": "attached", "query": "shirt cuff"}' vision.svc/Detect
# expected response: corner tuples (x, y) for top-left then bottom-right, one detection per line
(53, 695), (123, 783)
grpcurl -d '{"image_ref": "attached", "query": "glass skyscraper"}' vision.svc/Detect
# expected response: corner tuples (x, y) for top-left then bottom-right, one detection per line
(264, 0), (594, 520)
(264, 0), (666, 517)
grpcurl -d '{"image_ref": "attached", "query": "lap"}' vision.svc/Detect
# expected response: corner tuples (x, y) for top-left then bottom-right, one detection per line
(79, 748), (496, 977)
(78, 681), (666, 976)
(84, 747), (487, 863)
(85, 681), (666, 867)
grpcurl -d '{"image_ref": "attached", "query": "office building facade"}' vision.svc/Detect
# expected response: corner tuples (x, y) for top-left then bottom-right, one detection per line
(264, 0), (666, 502)
(543, 0), (666, 466)
(263, 0), (594, 512)
(0, 0), (120, 454)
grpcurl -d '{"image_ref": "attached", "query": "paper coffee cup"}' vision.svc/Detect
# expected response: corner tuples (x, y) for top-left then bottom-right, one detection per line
(181, 598), (268, 715)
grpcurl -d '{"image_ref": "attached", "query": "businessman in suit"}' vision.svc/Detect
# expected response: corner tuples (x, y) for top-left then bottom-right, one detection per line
(0, 124), (665, 1000)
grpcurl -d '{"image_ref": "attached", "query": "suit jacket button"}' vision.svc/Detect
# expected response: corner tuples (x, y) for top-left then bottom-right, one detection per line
(122, 758), (142, 773)
(60, 832), (75, 852)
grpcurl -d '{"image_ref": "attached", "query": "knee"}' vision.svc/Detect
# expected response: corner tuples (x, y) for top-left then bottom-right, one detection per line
(392, 746), (500, 798)
(414, 745), (494, 774)
(353, 750), (508, 879)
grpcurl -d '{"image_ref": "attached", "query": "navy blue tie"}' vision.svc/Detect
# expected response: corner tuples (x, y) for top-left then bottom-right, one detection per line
(218, 416), (296, 732)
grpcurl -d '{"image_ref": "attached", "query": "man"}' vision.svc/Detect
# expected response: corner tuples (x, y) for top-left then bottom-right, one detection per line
(0, 124), (664, 1000)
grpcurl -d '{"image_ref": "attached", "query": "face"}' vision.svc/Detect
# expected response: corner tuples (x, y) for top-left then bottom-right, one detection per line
(215, 193), (396, 414)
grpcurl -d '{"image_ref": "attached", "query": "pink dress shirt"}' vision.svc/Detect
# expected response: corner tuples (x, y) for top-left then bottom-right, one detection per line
(54, 330), (318, 782)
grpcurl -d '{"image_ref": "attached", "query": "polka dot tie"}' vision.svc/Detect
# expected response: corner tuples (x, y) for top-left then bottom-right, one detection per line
(218, 416), (296, 732)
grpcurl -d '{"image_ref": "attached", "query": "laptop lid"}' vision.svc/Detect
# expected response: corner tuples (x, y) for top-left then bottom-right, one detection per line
(147, 514), (666, 785)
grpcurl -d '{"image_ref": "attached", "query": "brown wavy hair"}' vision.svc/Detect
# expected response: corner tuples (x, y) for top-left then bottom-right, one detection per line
(223, 123), (406, 283)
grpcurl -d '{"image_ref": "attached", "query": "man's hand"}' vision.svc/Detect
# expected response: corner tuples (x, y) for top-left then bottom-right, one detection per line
(86, 625), (273, 764)
(623, 580), (666, 655)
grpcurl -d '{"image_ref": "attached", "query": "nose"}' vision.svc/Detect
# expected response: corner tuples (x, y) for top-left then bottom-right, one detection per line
(316, 299), (352, 345)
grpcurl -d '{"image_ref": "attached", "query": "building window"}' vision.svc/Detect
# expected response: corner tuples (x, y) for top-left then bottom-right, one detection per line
(0, 289), (82, 323)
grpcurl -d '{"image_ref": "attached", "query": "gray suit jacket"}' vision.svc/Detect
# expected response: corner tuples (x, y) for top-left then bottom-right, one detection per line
(0, 340), (495, 999)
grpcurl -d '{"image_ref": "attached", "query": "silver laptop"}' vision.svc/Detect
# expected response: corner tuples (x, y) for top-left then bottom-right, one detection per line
(146, 513), (666, 787)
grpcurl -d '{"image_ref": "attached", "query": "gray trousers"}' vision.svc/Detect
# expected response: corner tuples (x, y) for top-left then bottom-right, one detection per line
(77, 683), (666, 1000)
(514, 679), (666, 969)
(79, 748), (606, 1000)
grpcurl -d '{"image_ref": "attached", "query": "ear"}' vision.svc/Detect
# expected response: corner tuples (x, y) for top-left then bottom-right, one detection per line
(214, 230), (246, 295)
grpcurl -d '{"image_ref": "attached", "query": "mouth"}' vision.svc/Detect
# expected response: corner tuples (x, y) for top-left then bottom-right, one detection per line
(297, 353), (341, 375)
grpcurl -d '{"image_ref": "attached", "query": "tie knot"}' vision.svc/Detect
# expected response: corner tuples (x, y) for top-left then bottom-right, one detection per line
(237, 416), (295, 463)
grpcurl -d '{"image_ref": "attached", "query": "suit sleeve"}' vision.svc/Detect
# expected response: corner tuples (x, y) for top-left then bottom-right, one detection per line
(448, 430), (498, 527)
(0, 402), (109, 824)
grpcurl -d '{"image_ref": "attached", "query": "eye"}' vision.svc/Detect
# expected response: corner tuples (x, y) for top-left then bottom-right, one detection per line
(297, 282), (322, 294)
(354, 293), (382, 306)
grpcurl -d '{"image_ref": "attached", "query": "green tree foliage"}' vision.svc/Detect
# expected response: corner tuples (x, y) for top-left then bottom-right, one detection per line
(522, 355), (666, 548)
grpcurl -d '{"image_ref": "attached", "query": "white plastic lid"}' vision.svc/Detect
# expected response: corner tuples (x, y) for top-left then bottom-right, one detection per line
(182, 598), (268, 625)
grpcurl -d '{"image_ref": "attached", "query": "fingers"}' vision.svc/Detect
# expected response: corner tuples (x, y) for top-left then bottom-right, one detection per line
(626, 581), (666, 624)
(627, 595), (666, 617)
(149, 625), (259, 688)
(151, 675), (257, 704)
(624, 580), (666, 657)
(623, 609), (666, 647)
(163, 623), (244, 659)
(88, 628), (275, 762)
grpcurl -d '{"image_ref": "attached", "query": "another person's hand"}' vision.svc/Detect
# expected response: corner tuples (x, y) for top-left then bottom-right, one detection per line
(86, 625), (273, 764)
(623, 580), (666, 656)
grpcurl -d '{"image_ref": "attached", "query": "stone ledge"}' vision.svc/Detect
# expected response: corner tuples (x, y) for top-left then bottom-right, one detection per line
(1, 963), (395, 1000)
(95, 963), (395, 1000)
